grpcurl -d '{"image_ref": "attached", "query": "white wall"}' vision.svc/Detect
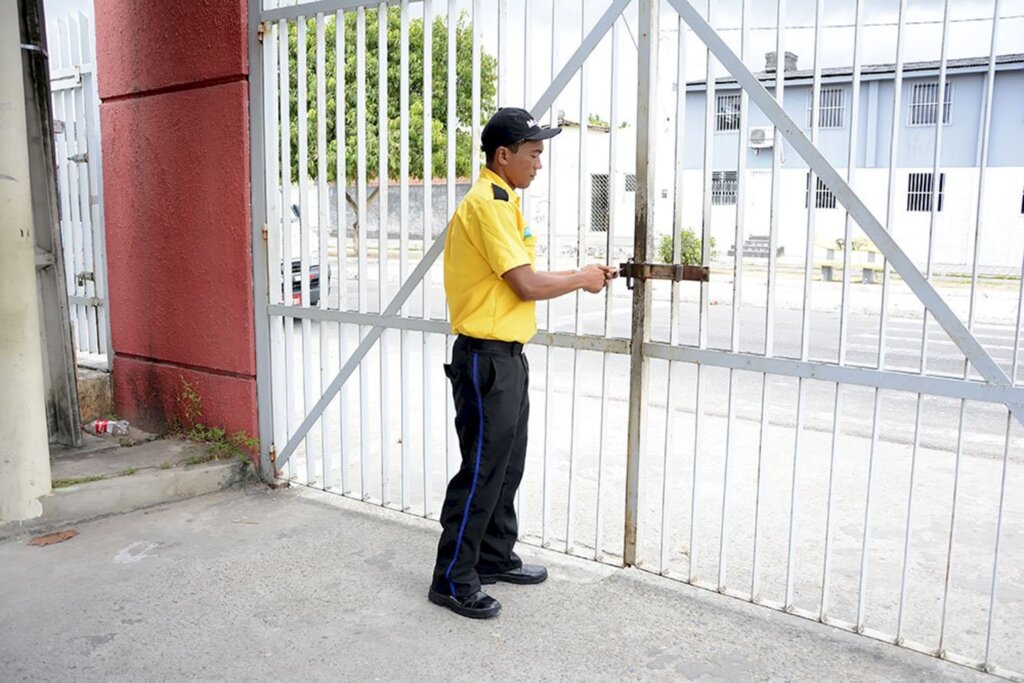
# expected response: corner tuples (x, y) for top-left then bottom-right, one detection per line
(543, 162), (1024, 273)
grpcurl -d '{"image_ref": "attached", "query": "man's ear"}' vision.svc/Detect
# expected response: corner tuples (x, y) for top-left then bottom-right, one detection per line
(494, 146), (509, 166)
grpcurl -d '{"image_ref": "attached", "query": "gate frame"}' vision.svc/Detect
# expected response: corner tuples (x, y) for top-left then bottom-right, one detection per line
(246, 0), (1023, 676)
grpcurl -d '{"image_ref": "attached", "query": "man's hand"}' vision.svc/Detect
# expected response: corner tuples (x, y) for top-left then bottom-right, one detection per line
(579, 263), (616, 293)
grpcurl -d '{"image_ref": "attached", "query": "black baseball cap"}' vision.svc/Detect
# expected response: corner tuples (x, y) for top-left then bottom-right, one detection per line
(481, 107), (562, 154)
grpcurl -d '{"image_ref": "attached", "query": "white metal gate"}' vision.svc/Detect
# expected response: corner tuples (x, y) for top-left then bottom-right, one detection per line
(47, 11), (110, 368)
(248, 0), (1023, 677)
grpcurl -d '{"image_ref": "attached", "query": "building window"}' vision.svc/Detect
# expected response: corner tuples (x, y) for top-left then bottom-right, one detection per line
(907, 172), (945, 212)
(807, 87), (845, 129)
(805, 173), (838, 209)
(715, 93), (741, 131)
(712, 171), (738, 205)
(908, 82), (953, 126)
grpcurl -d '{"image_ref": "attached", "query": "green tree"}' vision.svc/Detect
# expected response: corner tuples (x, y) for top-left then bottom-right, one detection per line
(286, 9), (497, 186)
(658, 229), (717, 265)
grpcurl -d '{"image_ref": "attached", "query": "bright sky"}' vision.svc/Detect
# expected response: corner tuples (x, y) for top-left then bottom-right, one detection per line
(42, 0), (1023, 128)
(473, 0), (1024, 126)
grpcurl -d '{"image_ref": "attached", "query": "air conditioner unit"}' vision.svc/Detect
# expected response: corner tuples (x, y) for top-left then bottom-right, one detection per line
(748, 126), (775, 149)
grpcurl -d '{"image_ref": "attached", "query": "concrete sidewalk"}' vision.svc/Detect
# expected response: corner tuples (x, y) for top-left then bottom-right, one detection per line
(0, 486), (991, 682)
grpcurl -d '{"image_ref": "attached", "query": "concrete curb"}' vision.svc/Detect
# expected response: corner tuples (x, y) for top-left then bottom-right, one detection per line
(0, 460), (253, 542)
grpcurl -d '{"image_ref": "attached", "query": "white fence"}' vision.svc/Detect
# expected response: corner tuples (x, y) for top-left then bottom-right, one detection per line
(47, 11), (109, 368)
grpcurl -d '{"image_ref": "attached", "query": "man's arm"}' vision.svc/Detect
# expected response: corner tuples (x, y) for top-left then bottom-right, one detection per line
(503, 263), (617, 302)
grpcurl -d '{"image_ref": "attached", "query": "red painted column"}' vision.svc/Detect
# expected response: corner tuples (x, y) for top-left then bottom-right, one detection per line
(95, 1), (257, 439)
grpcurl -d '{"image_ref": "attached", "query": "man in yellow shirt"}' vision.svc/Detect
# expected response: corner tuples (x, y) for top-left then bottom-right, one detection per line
(429, 107), (616, 618)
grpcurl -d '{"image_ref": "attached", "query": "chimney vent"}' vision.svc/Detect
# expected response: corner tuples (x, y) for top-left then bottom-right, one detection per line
(765, 51), (798, 72)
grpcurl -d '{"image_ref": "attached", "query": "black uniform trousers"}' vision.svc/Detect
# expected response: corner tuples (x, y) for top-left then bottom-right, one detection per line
(431, 334), (530, 598)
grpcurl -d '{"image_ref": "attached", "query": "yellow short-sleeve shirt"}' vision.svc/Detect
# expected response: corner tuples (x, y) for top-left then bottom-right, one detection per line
(444, 167), (537, 343)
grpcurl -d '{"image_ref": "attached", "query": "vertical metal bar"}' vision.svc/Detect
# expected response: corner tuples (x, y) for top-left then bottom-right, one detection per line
(689, 4), (711, 575)
(566, 0), (588, 555)
(750, 4), (787, 586)
(937, 399), (967, 653)
(753, 5), (790, 589)
(896, 391), (925, 642)
(317, 12), (331, 489)
(336, 9), (351, 495)
(962, 4), (1002, 376)
(541, 0), (556, 549)
(422, 0), (435, 516)
(918, 0), (952, 378)
(595, 14), (620, 562)
(356, 7), (370, 499)
(399, 0), (411, 509)
(857, 0), (907, 628)
(821, 0), (864, 620)
(785, 0), (822, 611)
(264, 19), (285, 480)
(497, 0), (507, 107)
(701, 0), (732, 591)
(517, 0), (530, 528)
(784, 377), (805, 609)
(378, 2), (392, 505)
(763, 0), (785, 359)
(897, 0), (951, 642)
(50, 26), (74, 350)
(471, 0), (481, 181)
(731, 0), (749, 355)
(660, 11), (687, 574)
(445, 0), (458, 495)
(624, 0), (658, 568)
(939, 0), (1001, 651)
(250, 1), (275, 481)
(280, 18), (296, 481)
(984, 413), (1014, 671)
(298, 16), (316, 485)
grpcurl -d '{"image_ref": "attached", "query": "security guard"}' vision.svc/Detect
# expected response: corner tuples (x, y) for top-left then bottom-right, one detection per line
(429, 107), (617, 619)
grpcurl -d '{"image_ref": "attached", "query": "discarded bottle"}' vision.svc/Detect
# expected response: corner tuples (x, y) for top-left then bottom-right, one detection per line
(84, 419), (130, 436)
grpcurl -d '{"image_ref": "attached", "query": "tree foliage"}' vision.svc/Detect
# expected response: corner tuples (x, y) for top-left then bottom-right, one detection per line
(658, 229), (717, 266)
(286, 9), (498, 183)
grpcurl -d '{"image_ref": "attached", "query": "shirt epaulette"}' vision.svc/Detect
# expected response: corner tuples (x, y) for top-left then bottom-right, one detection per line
(491, 184), (509, 201)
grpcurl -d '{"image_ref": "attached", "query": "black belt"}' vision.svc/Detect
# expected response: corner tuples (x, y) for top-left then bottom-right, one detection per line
(455, 335), (524, 355)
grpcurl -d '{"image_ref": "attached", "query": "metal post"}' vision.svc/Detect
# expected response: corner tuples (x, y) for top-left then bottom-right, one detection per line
(249, 0), (274, 480)
(20, 0), (81, 448)
(624, 0), (658, 567)
(0, 0), (52, 520)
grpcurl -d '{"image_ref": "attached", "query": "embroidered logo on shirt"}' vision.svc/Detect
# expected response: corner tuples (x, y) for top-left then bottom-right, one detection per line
(523, 225), (533, 239)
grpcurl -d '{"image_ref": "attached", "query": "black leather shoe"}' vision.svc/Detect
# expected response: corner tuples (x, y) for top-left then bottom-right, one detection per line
(428, 588), (501, 619)
(477, 564), (548, 585)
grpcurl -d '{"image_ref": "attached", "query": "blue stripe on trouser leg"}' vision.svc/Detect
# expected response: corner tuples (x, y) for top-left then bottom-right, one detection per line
(444, 353), (484, 596)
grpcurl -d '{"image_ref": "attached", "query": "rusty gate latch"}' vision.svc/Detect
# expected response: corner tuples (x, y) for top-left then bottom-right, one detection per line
(618, 257), (710, 290)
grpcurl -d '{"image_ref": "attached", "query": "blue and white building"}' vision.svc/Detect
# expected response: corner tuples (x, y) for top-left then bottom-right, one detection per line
(672, 51), (1024, 271)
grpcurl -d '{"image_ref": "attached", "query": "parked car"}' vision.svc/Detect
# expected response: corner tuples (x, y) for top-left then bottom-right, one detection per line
(283, 204), (329, 307)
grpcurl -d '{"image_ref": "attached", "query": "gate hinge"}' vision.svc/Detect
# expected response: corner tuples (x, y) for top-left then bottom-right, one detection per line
(269, 444), (277, 463)
(619, 257), (709, 290)
(68, 152), (88, 164)
(76, 271), (95, 286)
(261, 223), (268, 241)
(256, 21), (268, 43)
